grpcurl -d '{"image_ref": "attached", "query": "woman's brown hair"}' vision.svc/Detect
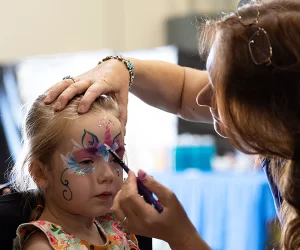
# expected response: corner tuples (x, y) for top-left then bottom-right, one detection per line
(200, 0), (300, 249)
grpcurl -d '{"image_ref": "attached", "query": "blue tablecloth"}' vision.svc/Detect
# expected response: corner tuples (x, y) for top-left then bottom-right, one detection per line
(153, 170), (276, 250)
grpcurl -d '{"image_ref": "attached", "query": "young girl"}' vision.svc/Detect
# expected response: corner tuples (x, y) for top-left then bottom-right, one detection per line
(11, 94), (139, 250)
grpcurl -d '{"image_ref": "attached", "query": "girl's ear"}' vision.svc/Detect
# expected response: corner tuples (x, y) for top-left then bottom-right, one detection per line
(29, 160), (49, 189)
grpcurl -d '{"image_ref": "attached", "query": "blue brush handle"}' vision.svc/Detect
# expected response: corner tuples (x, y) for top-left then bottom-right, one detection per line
(136, 178), (163, 213)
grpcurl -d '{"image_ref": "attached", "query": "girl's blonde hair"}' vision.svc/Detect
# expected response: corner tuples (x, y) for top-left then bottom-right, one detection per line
(10, 94), (120, 220)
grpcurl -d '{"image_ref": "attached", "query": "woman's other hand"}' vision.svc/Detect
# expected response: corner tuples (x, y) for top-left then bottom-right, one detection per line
(111, 170), (210, 249)
(44, 59), (130, 127)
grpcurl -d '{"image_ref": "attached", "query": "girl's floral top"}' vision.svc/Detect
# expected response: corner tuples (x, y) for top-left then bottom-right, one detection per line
(12, 213), (139, 250)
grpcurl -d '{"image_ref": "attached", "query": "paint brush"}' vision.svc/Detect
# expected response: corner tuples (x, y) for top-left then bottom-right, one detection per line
(106, 146), (163, 213)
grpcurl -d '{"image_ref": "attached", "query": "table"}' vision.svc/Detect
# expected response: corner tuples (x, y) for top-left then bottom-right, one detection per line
(153, 170), (276, 250)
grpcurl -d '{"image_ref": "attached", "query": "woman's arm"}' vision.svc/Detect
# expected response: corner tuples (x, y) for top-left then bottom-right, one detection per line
(129, 59), (211, 122)
(45, 58), (212, 125)
(169, 229), (212, 250)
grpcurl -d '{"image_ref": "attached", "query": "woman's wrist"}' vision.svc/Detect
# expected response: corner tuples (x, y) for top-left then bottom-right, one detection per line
(98, 56), (135, 89)
(168, 227), (211, 250)
(124, 57), (141, 92)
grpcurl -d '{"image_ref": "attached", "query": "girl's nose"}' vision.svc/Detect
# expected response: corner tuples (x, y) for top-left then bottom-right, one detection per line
(96, 162), (114, 184)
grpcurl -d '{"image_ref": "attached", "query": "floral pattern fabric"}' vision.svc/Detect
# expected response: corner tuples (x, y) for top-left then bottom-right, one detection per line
(12, 213), (139, 250)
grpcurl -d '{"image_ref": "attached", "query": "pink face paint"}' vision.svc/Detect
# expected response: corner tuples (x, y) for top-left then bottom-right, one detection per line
(98, 118), (118, 147)
(104, 119), (113, 146)
(72, 149), (96, 160)
(115, 146), (125, 158)
(60, 152), (95, 176)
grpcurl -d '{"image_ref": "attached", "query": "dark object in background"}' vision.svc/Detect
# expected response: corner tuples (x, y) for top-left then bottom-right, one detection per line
(137, 235), (153, 250)
(0, 192), (31, 250)
(177, 50), (235, 156)
(167, 14), (235, 156)
(0, 191), (152, 250)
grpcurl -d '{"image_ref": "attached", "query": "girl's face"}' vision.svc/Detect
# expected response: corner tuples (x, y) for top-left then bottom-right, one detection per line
(196, 40), (227, 138)
(45, 111), (124, 218)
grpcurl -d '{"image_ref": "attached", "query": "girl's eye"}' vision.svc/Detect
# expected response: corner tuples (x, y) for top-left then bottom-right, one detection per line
(79, 159), (94, 165)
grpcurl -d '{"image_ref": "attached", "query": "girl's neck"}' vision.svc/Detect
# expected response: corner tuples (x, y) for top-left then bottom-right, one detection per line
(39, 204), (105, 245)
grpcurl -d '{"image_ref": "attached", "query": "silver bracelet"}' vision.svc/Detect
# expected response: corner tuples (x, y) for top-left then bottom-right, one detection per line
(98, 55), (135, 89)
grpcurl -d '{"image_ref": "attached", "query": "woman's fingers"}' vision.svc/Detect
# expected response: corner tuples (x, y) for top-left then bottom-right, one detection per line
(113, 171), (149, 215)
(111, 187), (144, 231)
(44, 79), (75, 104)
(137, 169), (174, 205)
(121, 170), (138, 194)
(111, 191), (126, 221)
(112, 175), (155, 234)
(50, 79), (92, 110)
(77, 80), (114, 113)
(118, 171), (164, 222)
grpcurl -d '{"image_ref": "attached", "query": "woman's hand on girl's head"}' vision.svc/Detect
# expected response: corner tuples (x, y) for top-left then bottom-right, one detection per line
(44, 59), (130, 128)
(111, 170), (202, 249)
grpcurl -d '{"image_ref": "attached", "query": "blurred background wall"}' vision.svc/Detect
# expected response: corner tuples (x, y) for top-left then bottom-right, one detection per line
(0, 0), (237, 62)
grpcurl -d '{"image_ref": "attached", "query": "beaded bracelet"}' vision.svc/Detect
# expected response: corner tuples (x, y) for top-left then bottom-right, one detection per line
(98, 55), (135, 89)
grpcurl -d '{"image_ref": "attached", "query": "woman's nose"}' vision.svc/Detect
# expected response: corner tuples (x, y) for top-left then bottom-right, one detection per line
(196, 84), (214, 107)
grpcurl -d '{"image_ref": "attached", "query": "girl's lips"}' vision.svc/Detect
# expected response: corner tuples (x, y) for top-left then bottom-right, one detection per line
(96, 191), (113, 200)
(100, 191), (112, 196)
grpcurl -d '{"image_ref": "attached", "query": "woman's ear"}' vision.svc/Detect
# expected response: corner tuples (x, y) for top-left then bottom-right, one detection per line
(29, 161), (49, 189)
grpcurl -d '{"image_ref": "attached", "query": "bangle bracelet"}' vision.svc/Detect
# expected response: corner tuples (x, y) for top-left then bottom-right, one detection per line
(98, 55), (135, 89)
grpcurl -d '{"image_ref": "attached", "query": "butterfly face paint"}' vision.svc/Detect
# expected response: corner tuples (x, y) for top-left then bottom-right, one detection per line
(60, 118), (123, 176)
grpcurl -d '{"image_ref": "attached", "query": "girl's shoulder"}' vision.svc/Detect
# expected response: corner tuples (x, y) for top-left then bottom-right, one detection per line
(15, 231), (53, 250)
(13, 220), (85, 250)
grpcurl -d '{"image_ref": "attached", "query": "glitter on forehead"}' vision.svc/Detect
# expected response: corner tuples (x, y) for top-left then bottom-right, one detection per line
(98, 119), (104, 127)
(98, 118), (114, 127)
